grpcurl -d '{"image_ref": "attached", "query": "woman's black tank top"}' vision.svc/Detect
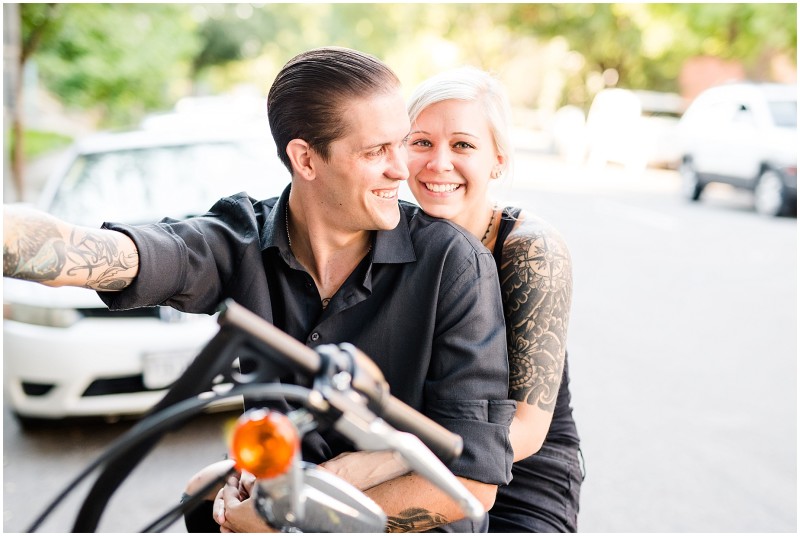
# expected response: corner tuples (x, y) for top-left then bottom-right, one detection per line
(492, 207), (580, 446)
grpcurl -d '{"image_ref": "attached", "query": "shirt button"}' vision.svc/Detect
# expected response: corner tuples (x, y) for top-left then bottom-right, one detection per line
(310, 332), (320, 342)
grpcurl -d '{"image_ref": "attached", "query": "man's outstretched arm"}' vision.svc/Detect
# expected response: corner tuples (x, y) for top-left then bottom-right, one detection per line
(3, 205), (139, 290)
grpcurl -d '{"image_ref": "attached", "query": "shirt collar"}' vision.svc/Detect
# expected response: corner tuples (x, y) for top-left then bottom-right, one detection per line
(260, 184), (291, 256)
(372, 201), (417, 264)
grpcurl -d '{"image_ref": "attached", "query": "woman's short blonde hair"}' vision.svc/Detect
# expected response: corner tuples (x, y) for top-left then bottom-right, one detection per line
(407, 66), (514, 178)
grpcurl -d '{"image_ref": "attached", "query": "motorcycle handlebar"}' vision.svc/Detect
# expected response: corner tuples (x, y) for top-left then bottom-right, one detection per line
(219, 300), (463, 464)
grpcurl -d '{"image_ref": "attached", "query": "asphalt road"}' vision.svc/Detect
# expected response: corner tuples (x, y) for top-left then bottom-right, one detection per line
(3, 154), (797, 532)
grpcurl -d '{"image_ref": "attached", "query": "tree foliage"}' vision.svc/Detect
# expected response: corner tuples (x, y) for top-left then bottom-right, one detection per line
(23, 3), (199, 126)
(504, 3), (796, 96)
(20, 3), (798, 124)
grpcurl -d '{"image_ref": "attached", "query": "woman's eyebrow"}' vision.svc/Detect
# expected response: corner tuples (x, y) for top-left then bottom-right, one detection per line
(409, 129), (478, 138)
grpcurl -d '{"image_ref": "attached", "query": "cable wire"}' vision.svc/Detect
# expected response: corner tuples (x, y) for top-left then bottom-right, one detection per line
(26, 383), (311, 533)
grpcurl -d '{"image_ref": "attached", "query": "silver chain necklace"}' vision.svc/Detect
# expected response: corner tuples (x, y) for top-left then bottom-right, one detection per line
(285, 202), (292, 248)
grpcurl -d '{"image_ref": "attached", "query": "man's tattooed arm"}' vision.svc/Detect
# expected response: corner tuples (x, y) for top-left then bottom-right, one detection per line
(3, 205), (139, 291)
(499, 215), (573, 409)
(385, 508), (449, 533)
(366, 473), (497, 532)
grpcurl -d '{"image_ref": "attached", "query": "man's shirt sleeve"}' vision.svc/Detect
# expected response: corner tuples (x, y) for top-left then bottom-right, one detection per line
(426, 244), (516, 485)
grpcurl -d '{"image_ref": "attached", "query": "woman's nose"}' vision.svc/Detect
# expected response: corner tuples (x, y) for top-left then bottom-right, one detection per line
(427, 146), (454, 172)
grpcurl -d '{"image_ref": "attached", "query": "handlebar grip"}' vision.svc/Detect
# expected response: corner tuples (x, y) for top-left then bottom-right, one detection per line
(381, 396), (463, 464)
(219, 300), (464, 463)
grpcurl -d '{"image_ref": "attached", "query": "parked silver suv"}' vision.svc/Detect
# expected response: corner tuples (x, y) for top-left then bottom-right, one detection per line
(676, 82), (797, 216)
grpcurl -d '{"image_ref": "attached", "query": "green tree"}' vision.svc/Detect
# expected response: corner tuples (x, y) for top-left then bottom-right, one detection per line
(9, 4), (199, 198)
(30, 4), (199, 127)
(10, 3), (65, 199)
(503, 2), (796, 107)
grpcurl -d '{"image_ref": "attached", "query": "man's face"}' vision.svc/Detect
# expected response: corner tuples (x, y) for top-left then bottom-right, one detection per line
(310, 89), (410, 232)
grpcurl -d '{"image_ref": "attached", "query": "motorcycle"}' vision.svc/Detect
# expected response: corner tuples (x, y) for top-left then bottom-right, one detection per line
(26, 299), (484, 532)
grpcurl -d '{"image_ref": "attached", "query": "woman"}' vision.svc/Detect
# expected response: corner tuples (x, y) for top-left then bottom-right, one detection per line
(404, 66), (583, 532)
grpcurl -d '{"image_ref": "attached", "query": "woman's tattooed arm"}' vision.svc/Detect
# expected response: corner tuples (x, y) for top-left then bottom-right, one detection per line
(499, 216), (573, 409)
(3, 206), (139, 290)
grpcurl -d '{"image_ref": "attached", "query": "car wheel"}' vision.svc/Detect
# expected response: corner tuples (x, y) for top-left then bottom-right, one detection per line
(679, 159), (703, 201)
(754, 169), (789, 217)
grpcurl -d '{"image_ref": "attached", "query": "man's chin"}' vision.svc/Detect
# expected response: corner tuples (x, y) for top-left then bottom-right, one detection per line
(374, 207), (401, 231)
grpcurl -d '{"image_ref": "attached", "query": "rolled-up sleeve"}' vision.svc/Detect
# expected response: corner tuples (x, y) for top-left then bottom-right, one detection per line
(427, 245), (515, 485)
(96, 193), (264, 315)
(97, 222), (188, 311)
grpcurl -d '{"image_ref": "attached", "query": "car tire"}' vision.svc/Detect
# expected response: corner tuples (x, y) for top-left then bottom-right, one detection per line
(754, 169), (790, 217)
(680, 159), (704, 201)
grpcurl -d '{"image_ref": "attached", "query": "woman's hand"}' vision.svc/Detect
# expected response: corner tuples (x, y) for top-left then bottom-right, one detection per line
(213, 474), (277, 533)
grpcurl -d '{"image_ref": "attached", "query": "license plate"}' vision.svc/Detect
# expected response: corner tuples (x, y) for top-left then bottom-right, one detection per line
(142, 350), (197, 390)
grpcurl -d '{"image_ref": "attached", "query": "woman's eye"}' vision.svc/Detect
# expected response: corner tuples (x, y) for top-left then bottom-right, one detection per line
(410, 139), (432, 148)
(454, 141), (475, 150)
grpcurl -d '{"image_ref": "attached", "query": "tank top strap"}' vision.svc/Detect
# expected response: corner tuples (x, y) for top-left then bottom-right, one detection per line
(492, 206), (523, 268)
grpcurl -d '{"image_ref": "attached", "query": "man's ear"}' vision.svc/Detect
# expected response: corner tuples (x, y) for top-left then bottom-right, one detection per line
(286, 139), (315, 181)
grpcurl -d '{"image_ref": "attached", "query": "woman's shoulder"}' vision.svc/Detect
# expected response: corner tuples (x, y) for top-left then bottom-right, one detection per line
(504, 208), (569, 247)
(499, 208), (572, 284)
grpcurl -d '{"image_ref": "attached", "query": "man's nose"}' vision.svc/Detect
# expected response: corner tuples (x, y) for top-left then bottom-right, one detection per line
(387, 145), (409, 181)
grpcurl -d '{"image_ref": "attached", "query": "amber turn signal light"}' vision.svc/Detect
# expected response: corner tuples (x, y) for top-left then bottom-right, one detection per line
(230, 409), (300, 479)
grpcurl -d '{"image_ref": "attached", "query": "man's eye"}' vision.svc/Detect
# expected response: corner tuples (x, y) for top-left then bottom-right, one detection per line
(366, 146), (387, 157)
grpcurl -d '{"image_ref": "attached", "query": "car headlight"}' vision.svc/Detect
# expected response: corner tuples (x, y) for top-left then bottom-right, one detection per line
(3, 303), (83, 328)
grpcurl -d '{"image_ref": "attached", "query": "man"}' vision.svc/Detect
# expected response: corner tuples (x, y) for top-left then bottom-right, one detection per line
(3, 47), (514, 532)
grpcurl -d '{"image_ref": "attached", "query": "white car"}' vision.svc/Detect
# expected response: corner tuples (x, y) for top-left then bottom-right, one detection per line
(584, 88), (685, 171)
(676, 82), (797, 216)
(4, 117), (290, 425)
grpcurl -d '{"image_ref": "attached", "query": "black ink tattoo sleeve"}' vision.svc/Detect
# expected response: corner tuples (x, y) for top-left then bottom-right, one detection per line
(4, 218), (67, 281)
(4, 214), (138, 290)
(499, 225), (572, 410)
(385, 508), (449, 533)
(65, 228), (138, 290)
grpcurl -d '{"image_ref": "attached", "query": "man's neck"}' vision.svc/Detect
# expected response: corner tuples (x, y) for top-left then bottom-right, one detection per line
(286, 200), (371, 302)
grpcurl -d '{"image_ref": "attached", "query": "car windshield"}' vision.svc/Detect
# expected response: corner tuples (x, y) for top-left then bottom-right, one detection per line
(768, 100), (797, 128)
(48, 140), (286, 226)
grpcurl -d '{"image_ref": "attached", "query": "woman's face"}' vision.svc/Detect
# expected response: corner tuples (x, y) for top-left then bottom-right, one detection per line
(407, 99), (503, 228)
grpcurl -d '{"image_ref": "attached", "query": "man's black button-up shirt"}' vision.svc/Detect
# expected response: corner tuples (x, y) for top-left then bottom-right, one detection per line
(99, 185), (514, 487)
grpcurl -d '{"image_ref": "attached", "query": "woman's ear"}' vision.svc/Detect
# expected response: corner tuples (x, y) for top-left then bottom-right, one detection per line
(286, 139), (315, 181)
(491, 153), (507, 180)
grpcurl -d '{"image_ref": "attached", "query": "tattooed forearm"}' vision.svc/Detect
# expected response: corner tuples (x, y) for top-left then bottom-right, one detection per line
(4, 218), (67, 281)
(385, 508), (449, 533)
(66, 228), (138, 290)
(499, 225), (572, 410)
(4, 206), (138, 290)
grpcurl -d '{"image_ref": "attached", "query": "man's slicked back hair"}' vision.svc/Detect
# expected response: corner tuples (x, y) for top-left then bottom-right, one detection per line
(268, 47), (400, 172)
